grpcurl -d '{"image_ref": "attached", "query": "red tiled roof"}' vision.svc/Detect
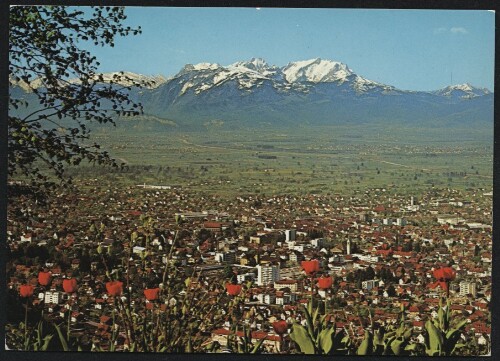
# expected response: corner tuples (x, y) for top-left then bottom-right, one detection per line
(204, 222), (223, 229)
(275, 279), (297, 285)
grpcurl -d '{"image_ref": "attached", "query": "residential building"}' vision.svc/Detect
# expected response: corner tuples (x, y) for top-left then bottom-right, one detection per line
(257, 264), (280, 286)
(460, 281), (477, 297)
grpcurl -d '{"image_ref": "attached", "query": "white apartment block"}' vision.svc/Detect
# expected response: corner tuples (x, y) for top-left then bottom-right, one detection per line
(257, 264), (280, 286)
(459, 281), (477, 297)
(44, 291), (62, 304)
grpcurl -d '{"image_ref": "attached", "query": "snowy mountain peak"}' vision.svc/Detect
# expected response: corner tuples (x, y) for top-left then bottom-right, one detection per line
(177, 63), (221, 76)
(434, 83), (491, 99)
(282, 58), (354, 83)
(192, 62), (221, 71)
(454, 83), (474, 91)
(167, 57), (398, 96)
(230, 58), (271, 73)
(96, 72), (168, 88)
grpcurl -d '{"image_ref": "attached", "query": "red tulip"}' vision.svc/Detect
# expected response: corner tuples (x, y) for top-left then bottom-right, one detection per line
(62, 278), (78, 293)
(433, 267), (456, 281)
(38, 271), (52, 286)
(144, 288), (160, 301)
(19, 285), (34, 298)
(106, 281), (123, 297)
(430, 267), (456, 297)
(272, 320), (288, 335)
(226, 283), (242, 296)
(317, 276), (333, 290)
(301, 260), (320, 275)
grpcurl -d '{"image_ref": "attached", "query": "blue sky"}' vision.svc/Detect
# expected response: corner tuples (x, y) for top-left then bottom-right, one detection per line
(90, 7), (495, 91)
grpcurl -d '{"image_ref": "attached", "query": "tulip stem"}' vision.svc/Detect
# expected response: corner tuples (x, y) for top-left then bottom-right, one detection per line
(24, 298), (28, 350)
(154, 305), (161, 351)
(67, 303), (72, 342)
(310, 275), (315, 307)
(118, 297), (134, 348)
(111, 307), (116, 349)
(325, 290), (328, 316)
(148, 307), (154, 351)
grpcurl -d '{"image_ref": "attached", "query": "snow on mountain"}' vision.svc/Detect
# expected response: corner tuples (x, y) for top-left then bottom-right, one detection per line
(11, 58), (492, 106)
(171, 57), (398, 96)
(11, 58), (493, 129)
(176, 59), (278, 95)
(9, 72), (168, 91)
(192, 63), (220, 71)
(282, 58), (354, 83)
(280, 58), (398, 95)
(229, 57), (276, 75)
(9, 75), (44, 93)
(95, 72), (168, 89)
(433, 83), (492, 99)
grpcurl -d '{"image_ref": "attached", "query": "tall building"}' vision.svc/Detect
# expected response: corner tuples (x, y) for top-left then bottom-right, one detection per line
(257, 264), (280, 286)
(285, 229), (296, 242)
(346, 239), (351, 255)
(459, 281), (477, 297)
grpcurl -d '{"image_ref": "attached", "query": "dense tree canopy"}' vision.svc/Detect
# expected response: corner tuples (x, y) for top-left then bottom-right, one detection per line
(9, 6), (149, 188)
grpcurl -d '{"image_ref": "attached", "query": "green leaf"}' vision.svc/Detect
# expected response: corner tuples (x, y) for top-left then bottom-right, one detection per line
(425, 320), (443, 355)
(404, 343), (418, 352)
(396, 321), (405, 337)
(318, 327), (335, 354)
(445, 319), (468, 340)
(312, 306), (320, 326)
(251, 336), (267, 354)
(390, 337), (405, 355)
(307, 301), (313, 317)
(290, 323), (315, 354)
(53, 323), (69, 351)
(438, 305), (444, 328)
(357, 330), (373, 355)
(41, 335), (53, 351)
(302, 304), (315, 340)
(36, 320), (43, 345)
(403, 327), (412, 341)
(185, 337), (193, 353)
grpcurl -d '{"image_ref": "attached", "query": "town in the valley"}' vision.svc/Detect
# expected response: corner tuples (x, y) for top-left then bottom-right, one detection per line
(5, 179), (492, 353)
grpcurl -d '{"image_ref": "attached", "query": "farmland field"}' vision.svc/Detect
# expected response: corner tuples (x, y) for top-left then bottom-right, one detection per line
(63, 122), (493, 197)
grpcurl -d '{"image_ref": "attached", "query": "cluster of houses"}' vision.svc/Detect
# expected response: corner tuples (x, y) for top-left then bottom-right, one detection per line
(6, 179), (492, 352)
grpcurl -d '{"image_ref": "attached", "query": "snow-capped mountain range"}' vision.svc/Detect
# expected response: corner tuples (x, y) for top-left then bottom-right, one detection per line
(157, 58), (399, 96)
(10, 58), (493, 129)
(432, 83), (492, 99)
(133, 57), (489, 97)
